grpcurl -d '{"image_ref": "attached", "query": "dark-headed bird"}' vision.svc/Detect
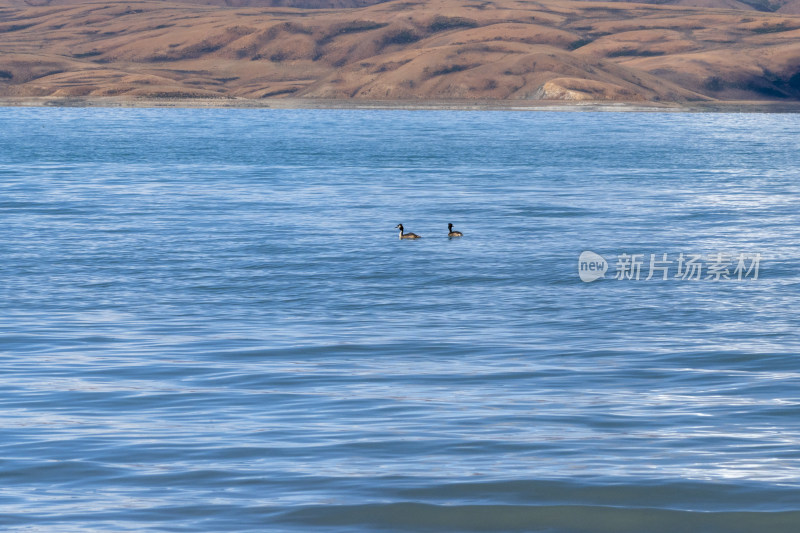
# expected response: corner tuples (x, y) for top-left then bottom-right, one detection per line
(396, 224), (421, 240)
(447, 223), (463, 238)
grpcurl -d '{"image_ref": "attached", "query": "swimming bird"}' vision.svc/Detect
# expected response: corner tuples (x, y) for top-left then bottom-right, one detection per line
(447, 223), (463, 238)
(396, 224), (420, 239)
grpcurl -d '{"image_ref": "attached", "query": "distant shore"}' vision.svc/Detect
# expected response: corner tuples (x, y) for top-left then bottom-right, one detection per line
(4, 1), (800, 110)
(2, 97), (800, 113)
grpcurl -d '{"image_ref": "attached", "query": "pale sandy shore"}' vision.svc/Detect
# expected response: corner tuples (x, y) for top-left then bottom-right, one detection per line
(2, 97), (800, 113)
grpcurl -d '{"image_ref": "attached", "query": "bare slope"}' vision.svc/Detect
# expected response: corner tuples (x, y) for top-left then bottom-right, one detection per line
(6, 0), (800, 12)
(1, 0), (799, 102)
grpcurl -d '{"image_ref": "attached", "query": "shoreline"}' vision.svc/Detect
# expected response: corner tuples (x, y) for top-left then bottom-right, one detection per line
(2, 97), (800, 113)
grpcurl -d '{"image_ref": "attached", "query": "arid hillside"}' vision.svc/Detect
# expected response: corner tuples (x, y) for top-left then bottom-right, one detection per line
(5, 0), (800, 12)
(1, 0), (799, 103)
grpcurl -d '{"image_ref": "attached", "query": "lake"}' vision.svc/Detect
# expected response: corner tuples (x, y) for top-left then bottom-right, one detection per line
(1, 107), (799, 532)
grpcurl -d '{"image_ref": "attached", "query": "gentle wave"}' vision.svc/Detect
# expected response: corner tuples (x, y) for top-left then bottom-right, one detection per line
(1, 108), (799, 531)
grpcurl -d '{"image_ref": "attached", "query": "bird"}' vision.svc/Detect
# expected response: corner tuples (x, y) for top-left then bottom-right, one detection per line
(396, 224), (420, 239)
(447, 223), (463, 238)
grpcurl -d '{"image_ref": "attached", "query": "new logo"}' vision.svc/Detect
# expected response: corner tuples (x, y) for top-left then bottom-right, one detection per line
(578, 251), (608, 282)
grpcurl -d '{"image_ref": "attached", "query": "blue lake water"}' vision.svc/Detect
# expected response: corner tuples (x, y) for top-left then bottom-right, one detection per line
(1, 107), (799, 532)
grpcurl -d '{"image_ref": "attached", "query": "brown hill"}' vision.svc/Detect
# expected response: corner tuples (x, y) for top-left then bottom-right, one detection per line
(6, 0), (800, 12)
(574, 0), (800, 14)
(1, 0), (799, 103)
